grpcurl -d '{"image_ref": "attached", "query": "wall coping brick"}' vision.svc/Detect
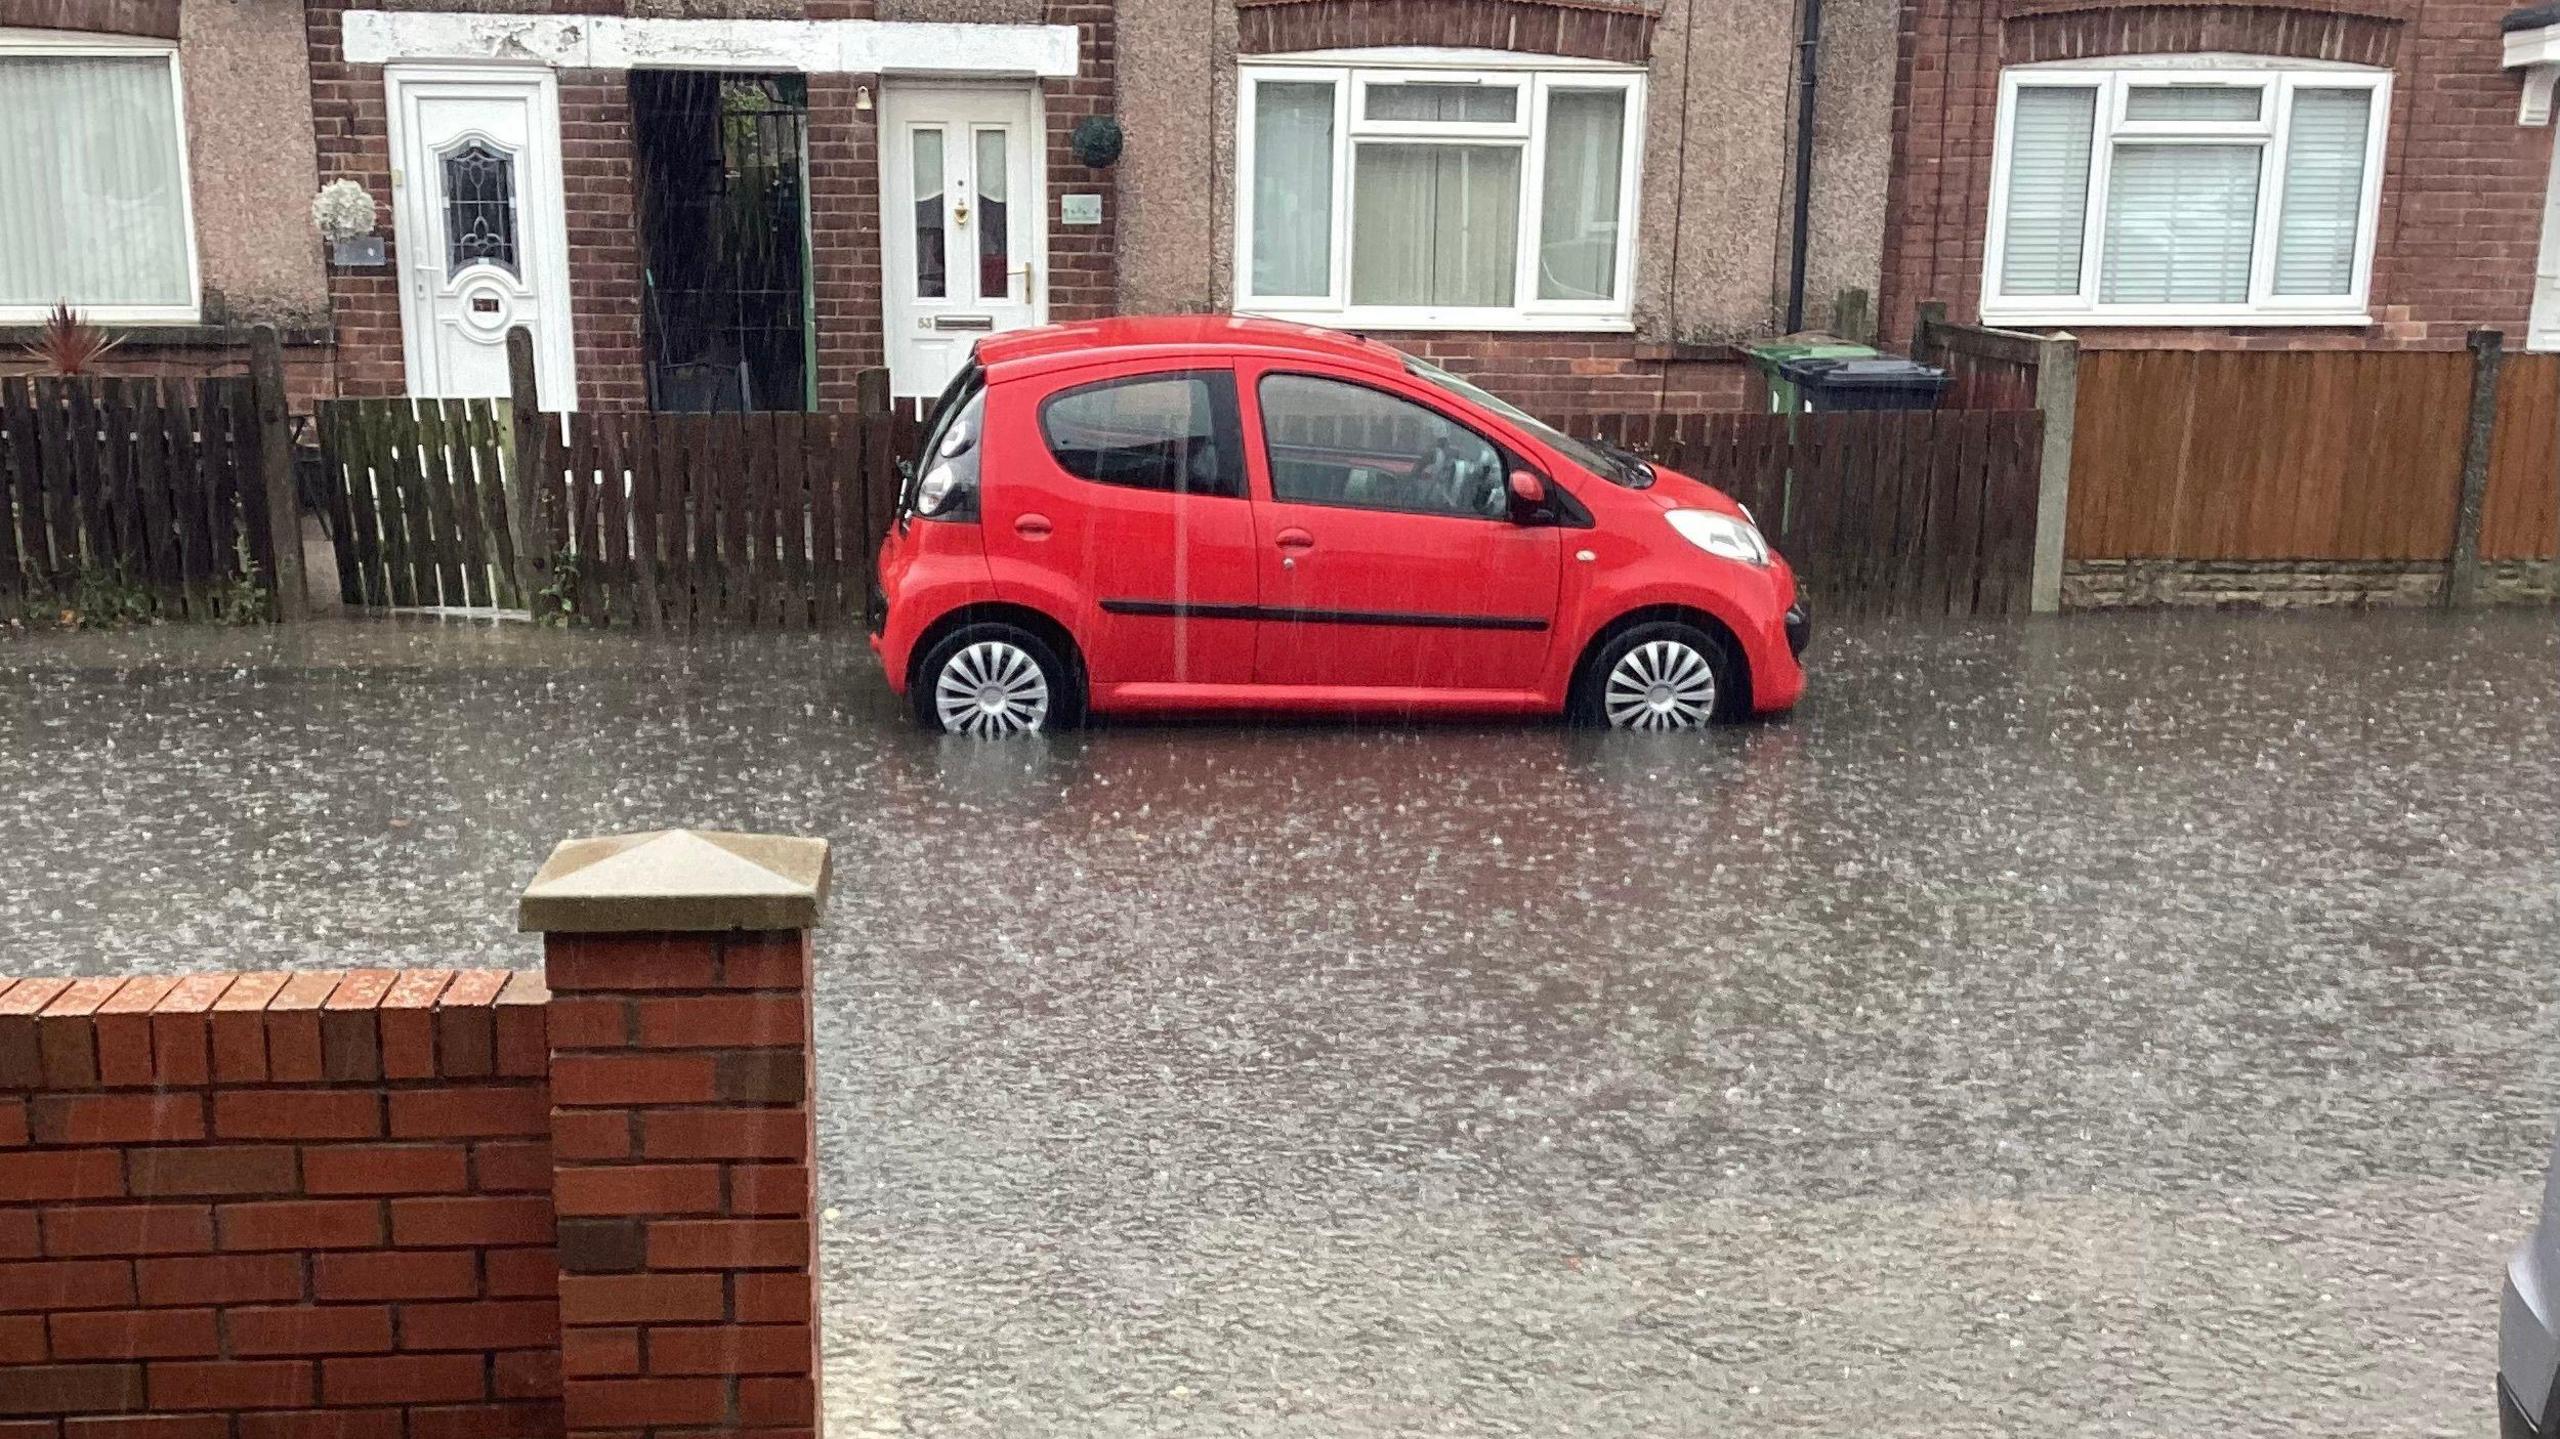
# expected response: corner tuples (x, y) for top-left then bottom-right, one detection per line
(518, 830), (831, 935)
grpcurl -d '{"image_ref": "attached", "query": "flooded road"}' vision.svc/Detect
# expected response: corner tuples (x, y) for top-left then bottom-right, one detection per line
(3, 610), (2554, 1436)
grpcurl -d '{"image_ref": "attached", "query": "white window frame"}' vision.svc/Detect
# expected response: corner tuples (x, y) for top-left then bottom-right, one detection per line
(1981, 54), (2390, 328)
(0, 27), (203, 325)
(1235, 48), (1644, 332)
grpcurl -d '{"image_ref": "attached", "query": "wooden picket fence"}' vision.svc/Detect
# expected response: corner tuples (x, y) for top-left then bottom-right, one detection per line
(526, 408), (918, 630)
(313, 398), (523, 611)
(1566, 407), (2045, 617)
(0, 376), (281, 621)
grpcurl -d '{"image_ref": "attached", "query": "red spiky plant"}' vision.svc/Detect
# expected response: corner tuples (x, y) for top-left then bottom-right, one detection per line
(21, 302), (120, 377)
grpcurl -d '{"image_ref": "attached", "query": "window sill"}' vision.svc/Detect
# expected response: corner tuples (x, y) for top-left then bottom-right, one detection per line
(0, 320), (334, 348)
(1237, 305), (1636, 334)
(1979, 308), (2373, 330)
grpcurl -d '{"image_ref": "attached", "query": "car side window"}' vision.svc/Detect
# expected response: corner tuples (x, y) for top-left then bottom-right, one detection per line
(1038, 371), (1245, 500)
(1256, 373), (1509, 521)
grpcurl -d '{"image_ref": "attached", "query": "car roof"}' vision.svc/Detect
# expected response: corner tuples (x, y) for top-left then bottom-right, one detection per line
(975, 315), (1409, 383)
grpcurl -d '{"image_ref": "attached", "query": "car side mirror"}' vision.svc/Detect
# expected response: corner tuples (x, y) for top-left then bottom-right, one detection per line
(1507, 469), (1553, 525)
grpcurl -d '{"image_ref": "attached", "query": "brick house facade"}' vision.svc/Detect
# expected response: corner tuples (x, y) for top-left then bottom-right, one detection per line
(1880, 0), (2558, 353)
(277, 0), (1902, 415)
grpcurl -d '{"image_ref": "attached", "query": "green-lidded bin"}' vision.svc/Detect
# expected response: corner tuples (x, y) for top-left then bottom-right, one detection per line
(1745, 335), (1880, 414)
(1774, 355), (1951, 412)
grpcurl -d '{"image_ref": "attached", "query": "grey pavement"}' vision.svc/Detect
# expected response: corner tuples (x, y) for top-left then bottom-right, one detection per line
(1, 609), (2552, 1436)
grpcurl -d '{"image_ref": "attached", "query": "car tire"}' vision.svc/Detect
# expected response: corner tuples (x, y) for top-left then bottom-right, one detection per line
(1568, 620), (1739, 730)
(912, 622), (1084, 736)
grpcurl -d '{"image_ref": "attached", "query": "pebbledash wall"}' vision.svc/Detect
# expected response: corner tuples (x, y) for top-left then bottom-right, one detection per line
(301, 0), (1898, 414)
(0, 830), (830, 1439)
(1880, 0), (2555, 354)
(0, 0), (339, 409)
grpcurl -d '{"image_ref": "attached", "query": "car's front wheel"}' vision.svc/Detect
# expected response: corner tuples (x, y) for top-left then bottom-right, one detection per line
(1570, 620), (1737, 730)
(913, 623), (1082, 737)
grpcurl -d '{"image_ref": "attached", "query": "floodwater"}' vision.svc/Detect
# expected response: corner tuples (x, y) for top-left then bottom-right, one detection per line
(2, 610), (2554, 1437)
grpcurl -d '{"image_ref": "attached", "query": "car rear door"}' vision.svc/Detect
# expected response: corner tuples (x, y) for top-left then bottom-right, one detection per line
(980, 362), (1261, 690)
(1239, 364), (1561, 693)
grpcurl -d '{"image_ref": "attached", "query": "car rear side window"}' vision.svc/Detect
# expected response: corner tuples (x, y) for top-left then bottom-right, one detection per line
(1257, 373), (1508, 520)
(1038, 371), (1245, 499)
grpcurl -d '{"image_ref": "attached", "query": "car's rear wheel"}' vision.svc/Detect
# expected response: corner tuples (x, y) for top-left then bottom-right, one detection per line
(1570, 621), (1736, 730)
(914, 623), (1081, 737)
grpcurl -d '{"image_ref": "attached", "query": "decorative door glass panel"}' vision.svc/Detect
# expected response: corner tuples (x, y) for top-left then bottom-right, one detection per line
(975, 128), (1009, 299)
(441, 139), (519, 277)
(913, 127), (946, 299)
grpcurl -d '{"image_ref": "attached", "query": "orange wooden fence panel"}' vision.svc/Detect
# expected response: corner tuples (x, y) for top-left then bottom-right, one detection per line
(2484, 352), (2560, 562)
(2067, 349), (2472, 562)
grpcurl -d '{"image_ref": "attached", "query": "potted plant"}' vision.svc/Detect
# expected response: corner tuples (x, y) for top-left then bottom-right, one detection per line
(313, 179), (385, 266)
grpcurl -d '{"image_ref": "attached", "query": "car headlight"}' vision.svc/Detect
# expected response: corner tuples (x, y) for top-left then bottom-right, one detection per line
(1666, 509), (1769, 567)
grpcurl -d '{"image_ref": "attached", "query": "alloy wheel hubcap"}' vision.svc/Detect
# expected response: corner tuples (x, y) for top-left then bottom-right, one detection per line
(935, 641), (1050, 736)
(1604, 640), (1716, 730)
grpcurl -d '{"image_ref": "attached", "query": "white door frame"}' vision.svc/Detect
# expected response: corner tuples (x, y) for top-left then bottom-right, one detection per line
(2534, 125), (2560, 353)
(878, 80), (1049, 397)
(384, 64), (580, 404)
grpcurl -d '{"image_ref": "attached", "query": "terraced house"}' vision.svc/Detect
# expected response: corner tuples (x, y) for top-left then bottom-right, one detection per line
(1881, 0), (2560, 354)
(2, 0), (1900, 415)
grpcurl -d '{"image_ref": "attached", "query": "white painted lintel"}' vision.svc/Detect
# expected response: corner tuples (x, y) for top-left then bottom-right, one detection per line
(342, 11), (1079, 78)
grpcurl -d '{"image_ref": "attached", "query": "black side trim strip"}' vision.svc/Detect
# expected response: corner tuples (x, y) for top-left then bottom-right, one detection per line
(1101, 599), (1547, 632)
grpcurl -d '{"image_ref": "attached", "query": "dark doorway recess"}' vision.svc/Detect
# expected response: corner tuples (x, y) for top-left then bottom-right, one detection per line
(633, 71), (815, 412)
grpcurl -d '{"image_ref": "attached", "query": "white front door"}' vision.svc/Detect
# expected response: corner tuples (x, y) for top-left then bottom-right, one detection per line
(387, 67), (578, 403)
(879, 85), (1046, 398)
(2535, 126), (2560, 352)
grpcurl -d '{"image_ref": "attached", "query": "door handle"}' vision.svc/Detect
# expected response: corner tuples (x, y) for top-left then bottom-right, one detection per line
(1014, 513), (1053, 541)
(1275, 528), (1314, 551)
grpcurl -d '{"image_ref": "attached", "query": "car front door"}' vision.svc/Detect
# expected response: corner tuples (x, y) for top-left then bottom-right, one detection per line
(981, 364), (1261, 692)
(1241, 367), (1561, 693)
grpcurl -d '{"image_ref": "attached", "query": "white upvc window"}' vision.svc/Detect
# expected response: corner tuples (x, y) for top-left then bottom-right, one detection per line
(1983, 56), (2389, 327)
(1236, 48), (1644, 332)
(0, 27), (201, 324)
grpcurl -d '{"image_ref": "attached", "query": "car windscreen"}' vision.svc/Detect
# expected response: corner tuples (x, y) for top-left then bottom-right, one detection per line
(1401, 356), (1645, 488)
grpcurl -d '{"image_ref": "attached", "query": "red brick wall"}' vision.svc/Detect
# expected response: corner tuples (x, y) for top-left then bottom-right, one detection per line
(1880, 0), (2555, 352)
(1368, 333), (1750, 414)
(0, 944), (824, 1439)
(540, 931), (818, 1439)
(305, 0), (403, 401)
(0, 969), (562, 1437)
(1046, 0), (1122, 325)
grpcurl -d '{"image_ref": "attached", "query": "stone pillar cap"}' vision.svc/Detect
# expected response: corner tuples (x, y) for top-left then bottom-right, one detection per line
(518, 830), (830, 933)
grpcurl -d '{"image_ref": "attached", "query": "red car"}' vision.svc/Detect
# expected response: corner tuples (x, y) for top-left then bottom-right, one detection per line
(871, 316), (1808, 735)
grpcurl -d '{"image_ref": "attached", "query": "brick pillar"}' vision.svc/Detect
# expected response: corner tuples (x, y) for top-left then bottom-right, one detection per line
(519, 829), (831, 1438)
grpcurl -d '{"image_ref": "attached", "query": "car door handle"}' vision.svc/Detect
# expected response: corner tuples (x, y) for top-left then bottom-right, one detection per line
(1275, 529), (1314, 551)
(1014, 514), (1053, 541)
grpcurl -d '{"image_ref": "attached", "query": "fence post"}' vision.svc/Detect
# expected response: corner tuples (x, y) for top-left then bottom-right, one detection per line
(2029, 330), (2079, 614)
(506, 327), (546, 611)
(1913, 301), (1947, 367)
(520, 829), (831, 1439)
(854, 366), (890, 415)
(248, 326), (309, 621)
(2448, 327), (2504, 609)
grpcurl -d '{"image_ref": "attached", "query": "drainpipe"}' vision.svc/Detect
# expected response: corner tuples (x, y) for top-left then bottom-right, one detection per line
(1784, 0), (1824, 334)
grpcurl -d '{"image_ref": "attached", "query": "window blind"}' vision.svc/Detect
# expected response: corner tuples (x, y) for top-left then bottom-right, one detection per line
(1998, 86), (2097, 297)
(1251, 82), (1336, 299)
(0, 55), (191, 310)
(2123, 84), (2261, 123)
(2099, 143), (2261, 305)
(2272, 88), (2370, 296)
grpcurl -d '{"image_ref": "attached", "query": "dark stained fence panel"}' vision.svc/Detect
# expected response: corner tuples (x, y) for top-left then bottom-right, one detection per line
(513, 408), (917, 630)
(1554, 407), (2042, 619)
(0, 376), (276, 619)
(314, 397), (521, 611)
